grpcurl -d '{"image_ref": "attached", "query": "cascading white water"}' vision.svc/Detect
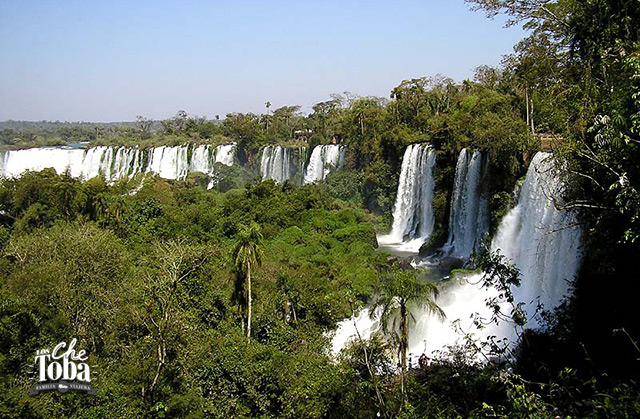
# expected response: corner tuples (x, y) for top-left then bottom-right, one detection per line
(0, 147), (84, 178)
(0, 143), (235, 182)
(331, 308), (381, 355)
(146, 145), (190, 179)
(303, 144), (345, 184)
(490, 152), (582, 324)
(441, 149), (489, 259)
(378, 144), (437, 253)
(81, 146), (109, 180)
(261, 145), (294, 183)
(190, 145), (213, 173)
(213, 144), (235, 166)
(333, 152), (582, 358)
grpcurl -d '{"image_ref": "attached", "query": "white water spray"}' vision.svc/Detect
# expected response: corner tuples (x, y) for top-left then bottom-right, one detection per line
(334, 152), (582, 358)
(303, 144), (345, 184)
(378, 144), (437, 253)
(0, 144), (236, 182)
(261, 146), (294, 183)
(441, 149), (489, 259)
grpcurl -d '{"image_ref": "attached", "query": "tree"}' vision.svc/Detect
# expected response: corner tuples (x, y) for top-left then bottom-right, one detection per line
(469, 0), (640, 382)
(135, 115), (153, 135)
(222, 112), (264, 165)
(465, 0), (572, 32)
(135, 240), (205, 402)
(369, 267), (444, 407)
(172, 110), (188, 133)
(232, 222), (265, 338)
(265, 101), (272, 132)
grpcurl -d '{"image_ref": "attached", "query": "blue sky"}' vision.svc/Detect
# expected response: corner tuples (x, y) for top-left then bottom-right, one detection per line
(0, 0), (524, 122)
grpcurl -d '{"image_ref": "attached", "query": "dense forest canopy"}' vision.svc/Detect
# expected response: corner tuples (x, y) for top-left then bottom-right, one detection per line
(1, 0), (639, 417)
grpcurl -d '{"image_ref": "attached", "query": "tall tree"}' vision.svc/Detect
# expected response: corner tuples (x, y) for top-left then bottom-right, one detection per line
(135, 115), (153, 135)
(469, 0), (640, 377)
(265, 101), (272, 132)
(232, 222), (265, 338)
(369, 267), (445, 407)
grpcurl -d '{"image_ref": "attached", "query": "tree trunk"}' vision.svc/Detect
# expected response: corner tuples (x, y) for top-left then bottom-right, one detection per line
(525, 88), (530, 128)
(400, 302), (408, 405)
(149, 337), (165, 402)
(246, 264), (252, 338)
(530, 94), (535, 135)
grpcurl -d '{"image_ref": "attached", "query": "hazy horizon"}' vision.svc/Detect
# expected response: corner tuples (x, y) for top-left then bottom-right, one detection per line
(0, 0), (524, 123)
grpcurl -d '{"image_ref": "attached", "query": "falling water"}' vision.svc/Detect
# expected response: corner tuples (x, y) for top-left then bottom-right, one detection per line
(333, 152), (582, 358)
(146, 145), (190, 179)
(490, 152), (582, 324)
(378, 144), (437, 252)
(190, 145), (213, 173)
(213, 144), (236, 166)
(441, 149), (489, 259)
(0, 144), (236, 182)
(303, 144), (345, 184)
(260, 146), (294, 183)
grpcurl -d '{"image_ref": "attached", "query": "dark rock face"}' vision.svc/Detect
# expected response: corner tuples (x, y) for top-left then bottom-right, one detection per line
(419, 241), (438, 258)
(385, 256), (414, 270)
(438, 257), (464, 273)
(398, 259), (413, 270)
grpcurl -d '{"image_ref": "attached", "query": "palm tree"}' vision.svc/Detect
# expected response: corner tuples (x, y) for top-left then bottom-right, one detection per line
(264, 101), (272, 132)
(232, 222), (265, 338)
(369, 267), (445, 405)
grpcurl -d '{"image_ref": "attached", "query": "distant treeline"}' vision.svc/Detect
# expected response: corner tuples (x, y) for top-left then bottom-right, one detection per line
(0, 116), (224, 149)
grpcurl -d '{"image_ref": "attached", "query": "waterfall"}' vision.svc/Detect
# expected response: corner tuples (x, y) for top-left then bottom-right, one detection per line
(334, 152), (582, 358)
(261, 146), (294, 183)
(214, 143), (235, 166)
(109, 147), (143, 181)
(146, 145), (191, 179)
(303, 144), (345, 184)
(490, 152), (582, 323)
(81, 146), (109, 180)
(0, 143), (236, 182)
(441, 149), (489, 259)
(190, 145), (213, 173)
(331, 308), (381, 355)
(0, 147), (84, 178)
(378, 144), (437, 252)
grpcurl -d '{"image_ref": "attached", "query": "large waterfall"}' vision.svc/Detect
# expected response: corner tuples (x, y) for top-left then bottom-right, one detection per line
(441, 149), (489, 259)
(490, 152), (582, 323)
(146, 146), (190, 180)
(333, 152), (582, 358)
(303, 144), (345, 184)
(0, 143), (235, 182)
(378, 144), (437, 253)
(261, 146), (294, 183)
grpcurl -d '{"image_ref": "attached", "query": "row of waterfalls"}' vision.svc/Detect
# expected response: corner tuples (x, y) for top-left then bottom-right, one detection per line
(0, 140), (582, 360)
(260, 144), (346, 184)
(0, 144), (236, 182)
(333, 145), (583, 359)
(378, 144), (490, 257)
(0, 143), (346, 184)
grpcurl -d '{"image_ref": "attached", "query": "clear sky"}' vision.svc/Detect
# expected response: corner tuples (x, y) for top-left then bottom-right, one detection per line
(0, 0), (524, 122)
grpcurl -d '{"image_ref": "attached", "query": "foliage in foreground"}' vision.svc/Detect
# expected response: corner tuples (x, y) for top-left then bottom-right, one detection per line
(0, 172), (388, 418)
